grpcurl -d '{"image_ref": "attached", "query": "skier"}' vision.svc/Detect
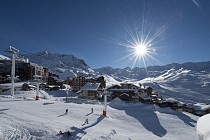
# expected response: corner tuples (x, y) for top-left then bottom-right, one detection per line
(65, 109), (68, 114)
(85, 118), (89, 124)
(91, 108), (93, 113)
(67, 130), (71, 136)
(59, 130), (64, 135)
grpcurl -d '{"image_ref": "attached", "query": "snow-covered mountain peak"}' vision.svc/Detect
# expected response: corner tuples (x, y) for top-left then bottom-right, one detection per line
(0, 54), (11, 60)
(21, 51), (94, 79)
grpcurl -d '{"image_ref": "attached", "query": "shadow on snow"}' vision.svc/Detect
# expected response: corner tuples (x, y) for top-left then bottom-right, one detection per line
(0, 108), (9, 115)
(110, 103), (167, 137)
(158, 107), (196, 127)
(109, 102), (197, 137)
(60, 115), (104, 140)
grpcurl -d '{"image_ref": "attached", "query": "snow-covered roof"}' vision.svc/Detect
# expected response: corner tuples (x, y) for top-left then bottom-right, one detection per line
(120, 82), (140, 87)
(106, 84), (121, 89)
(108, 89), (138, 91)
(120, 93), (129, 96)
(80, 83), (101, 91)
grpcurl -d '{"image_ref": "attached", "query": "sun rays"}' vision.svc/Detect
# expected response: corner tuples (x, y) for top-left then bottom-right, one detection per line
(111, 19), (165, 69)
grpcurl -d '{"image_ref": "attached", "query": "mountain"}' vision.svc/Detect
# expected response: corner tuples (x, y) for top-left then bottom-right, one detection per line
(21, 51), (95, 80)
(19, 51), (210, 104)
(94, 61), (210, 81)
(0, 54), (10, 60)
(95, 61), (210, 104)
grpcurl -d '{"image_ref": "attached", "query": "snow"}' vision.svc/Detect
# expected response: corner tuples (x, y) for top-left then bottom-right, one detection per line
(140, 67), (210, 104)
(197, 114), (210, 140)
(103, 74), (120, 88)
(192, 103), (210, 111)
(0, 90), (199, 140)
(81, 83), (101, 91)
(0, 54), (10, 60)
(21, 51), (95, 80)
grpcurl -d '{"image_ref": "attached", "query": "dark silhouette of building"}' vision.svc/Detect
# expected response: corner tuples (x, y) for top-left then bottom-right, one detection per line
(68, 76), (106, 91)
(0, 59), (48, 83)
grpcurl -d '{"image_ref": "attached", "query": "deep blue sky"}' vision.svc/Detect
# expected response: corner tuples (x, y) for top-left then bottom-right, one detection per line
(0, 0), (210, 68)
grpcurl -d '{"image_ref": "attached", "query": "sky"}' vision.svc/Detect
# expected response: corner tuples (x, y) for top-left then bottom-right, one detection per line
(0, 0), (210, 68)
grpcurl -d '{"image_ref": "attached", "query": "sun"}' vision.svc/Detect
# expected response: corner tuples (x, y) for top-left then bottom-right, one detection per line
(135, 44), (147, 56)
(106, 8), (165, 68)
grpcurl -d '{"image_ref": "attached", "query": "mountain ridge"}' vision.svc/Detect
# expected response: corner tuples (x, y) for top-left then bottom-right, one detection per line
(1, 52), (210, 103)
(94, 61), (210, 81)
(2, 51), (210, 82)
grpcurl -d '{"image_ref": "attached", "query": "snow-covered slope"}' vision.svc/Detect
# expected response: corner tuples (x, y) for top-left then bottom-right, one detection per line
(95, 61), (210, 81)
(0, 91), (199, 140)
(96, 62), (210, 104)
(140, 67), (210, 104)
(21, 51), (95, 79)
(0, 54), (10, 60)
(16, 51), (210, 104)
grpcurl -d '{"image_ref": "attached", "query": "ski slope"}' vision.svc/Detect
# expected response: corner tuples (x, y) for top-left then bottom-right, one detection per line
(0, 90), (199, 140)
(140, 68), (210, 104)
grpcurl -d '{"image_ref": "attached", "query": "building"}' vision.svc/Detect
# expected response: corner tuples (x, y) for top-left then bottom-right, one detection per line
(16, 61), (31, 81)
(69, 76), (106, 91)
(0, 59), (48, 83)
(107, 83), (140, 101)
(79, 82), (103, 99)
(30, 62), (44, 79)
(71, 76), (86, 91)
(47, 76), (63, 86)
(43, 68), (48, 77)
(48, 72), (59, 79)
(107, 83), (161, 103)
(0, 60), (12, 82)
(95, 76), (106, 88)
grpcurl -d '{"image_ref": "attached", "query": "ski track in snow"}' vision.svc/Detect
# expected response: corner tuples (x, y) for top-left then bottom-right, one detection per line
(0, 107), (57, 140)
(0, 91), (200, 140)
(158, 83), (209, 103)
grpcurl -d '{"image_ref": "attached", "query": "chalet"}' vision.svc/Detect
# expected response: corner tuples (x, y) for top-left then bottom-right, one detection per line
(67, 76), (106, 91)
(120, 93), (132, 101)
(79, 83), (103, 99)
(107, 82), (164, 103)
(95, 76), (106, 88)
(47, 76), (63, 89)
(181, 104), (195, 114)
(107, 83), (141, 101)
(107, 84), (121, 90)
(146, 86), (153, 96)
(120, 83), (139, 90)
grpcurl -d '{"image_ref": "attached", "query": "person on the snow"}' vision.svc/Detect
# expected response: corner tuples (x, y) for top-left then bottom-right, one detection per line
(67, 130), (71, 136)
(85, 118), (89, 124)
(91, 108), (93, 113)
(59, 130), (64, 135)
(65, 109), (68, 114)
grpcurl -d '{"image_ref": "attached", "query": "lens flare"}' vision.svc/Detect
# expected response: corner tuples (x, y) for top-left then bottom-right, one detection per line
(106, 22), (165, 69)
(135, 44), (147, 56)
(101, 4), (166, 69)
